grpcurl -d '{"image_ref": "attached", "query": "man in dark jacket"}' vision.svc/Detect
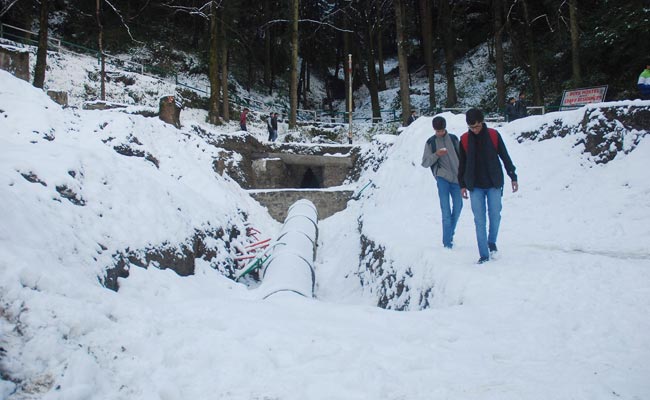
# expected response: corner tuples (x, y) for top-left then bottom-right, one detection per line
(267, 112), (278, 142)
(514, 92), (527, 119)
(505, 97), (518, 122)
(459, 108), (518, 264)
(421, 116), (463, 249)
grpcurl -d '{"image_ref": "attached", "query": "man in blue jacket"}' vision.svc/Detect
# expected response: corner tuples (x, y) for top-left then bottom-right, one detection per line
(458, 108), (518, 264)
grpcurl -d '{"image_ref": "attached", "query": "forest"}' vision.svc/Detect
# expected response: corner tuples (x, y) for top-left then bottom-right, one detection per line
(1, 0), (649, 125)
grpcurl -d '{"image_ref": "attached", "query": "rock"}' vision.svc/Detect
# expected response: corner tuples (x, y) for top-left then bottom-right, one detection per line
(159, 95), (182, 128)
(47, 90), (68, 107)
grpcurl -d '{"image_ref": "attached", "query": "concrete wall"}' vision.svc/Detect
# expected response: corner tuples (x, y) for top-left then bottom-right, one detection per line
(0, 45), (29, 82)
(250, 190), (354, 222)
(251, 157), (351, 190)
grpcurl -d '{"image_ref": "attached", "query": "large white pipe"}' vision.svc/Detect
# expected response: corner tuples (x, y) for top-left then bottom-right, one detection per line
(257, 199), (318, 299)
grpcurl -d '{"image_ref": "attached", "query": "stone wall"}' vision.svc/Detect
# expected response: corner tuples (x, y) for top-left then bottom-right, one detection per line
(0, 45), (29, 82)
(250, 190), (354, 222)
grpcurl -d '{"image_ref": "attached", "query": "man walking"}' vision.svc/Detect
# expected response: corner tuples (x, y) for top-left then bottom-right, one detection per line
(458, 108), (518, 264)
(239, 107), (249, 131)
(421, 116), (463, 249)
(514, 91), (527, 119)
(267, 112), (279, 142)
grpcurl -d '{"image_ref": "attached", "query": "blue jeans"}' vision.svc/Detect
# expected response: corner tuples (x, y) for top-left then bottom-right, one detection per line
(436, 177), (463, 248)
(469, 187), (503, 259)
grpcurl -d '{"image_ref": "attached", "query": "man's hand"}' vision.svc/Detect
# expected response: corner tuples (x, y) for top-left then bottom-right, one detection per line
(435, 147), (448, 156)
(461, 188), (469, 199)
(512, 181), (519, 193)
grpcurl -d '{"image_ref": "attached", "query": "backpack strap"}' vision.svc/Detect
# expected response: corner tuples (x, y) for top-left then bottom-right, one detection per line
(460, 130), (498, 151)
(426, 135), (437, 153)
(487, 128), (499, 150)
(449, 134), (460, 156)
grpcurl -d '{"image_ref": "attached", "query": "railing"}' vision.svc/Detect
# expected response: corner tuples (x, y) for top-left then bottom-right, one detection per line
(1, 22), (176, 85)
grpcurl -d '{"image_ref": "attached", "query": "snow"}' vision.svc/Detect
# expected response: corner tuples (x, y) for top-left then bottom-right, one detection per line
(1, 48), (650, 400)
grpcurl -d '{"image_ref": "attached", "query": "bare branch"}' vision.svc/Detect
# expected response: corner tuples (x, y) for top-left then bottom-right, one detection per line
(160, 0), (220, 19)
(103, 0), (143, 43)
(530, 13), (554, 32)
(0, 0), (21, 18)
(262, 18), (353, 33)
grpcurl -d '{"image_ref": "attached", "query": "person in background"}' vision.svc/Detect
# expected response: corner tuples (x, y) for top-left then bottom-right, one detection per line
(638, 62), (650, 100)
(267, 112), (279, 142)
(407, 110), (417, 126)
(514, 91), (527, 119)
(239, 107), (249, 131)
(505, 97), (518, 122)
(458, 108), (518, 264)
(421, 116), (463, 249)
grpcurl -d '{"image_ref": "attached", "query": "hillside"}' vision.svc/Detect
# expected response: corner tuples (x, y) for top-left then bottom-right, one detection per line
(2, 43), (650, 400)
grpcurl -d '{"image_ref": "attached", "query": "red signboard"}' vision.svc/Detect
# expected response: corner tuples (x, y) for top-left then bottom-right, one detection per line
(560, 86), (608, 110)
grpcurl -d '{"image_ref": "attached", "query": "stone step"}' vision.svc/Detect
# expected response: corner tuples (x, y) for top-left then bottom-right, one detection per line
(249, 189), (354, 222)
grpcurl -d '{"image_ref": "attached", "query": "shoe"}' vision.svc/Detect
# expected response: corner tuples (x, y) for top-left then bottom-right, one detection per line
(488, 242), (498, 253)
(477, 256), (489, 264)
(444, 244), (453, 249)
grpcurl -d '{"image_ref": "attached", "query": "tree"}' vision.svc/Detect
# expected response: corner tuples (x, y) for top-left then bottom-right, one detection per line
(395, 0), (411, 126)
(33, 0), (49, 89)
(208, 0), (222, 125)
(418, 0), (435, 113)
(438, 0), (457, 107)
(96, 0), (106, 100)
(520, 0), (543, 105)
(493, 0), (505, 111)
(289, 0), (299, 129)
(219, 4), (229, 121)
(569, 0), (581, 86)
(364, 0), (382, 123)
(376, 11), (387, 91)
(263, 0), (273, 94)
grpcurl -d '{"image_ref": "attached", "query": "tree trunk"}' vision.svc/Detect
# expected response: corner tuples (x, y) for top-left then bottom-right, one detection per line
(493, 0), (506, 111)
(569, 0), (581, 86)
(343, 16), (352, 115)
(289, 0), (299, 129)
(298, 57), (305, 108)
(376, 15), (386, 91)
(395, 0), (411, 126)
(521, 0), (543, 105)
(208, 0), (221, 125)
(263, 0), (272, 93)
(418, 0), (435, 113)
(33, 0), (49, 89)
(219, 7), (229, 122)
(365, 6), (382, 123)
(439, 0), (456, 107)
(96, 0), (106, 100)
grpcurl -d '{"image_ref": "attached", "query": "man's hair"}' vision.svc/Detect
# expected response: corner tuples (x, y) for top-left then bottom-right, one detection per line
(465, 108), (484, 125)
(432, 116), (446, 130)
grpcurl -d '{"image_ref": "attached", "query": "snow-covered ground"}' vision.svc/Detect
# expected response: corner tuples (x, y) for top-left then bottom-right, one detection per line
(2, 43), (650, 400)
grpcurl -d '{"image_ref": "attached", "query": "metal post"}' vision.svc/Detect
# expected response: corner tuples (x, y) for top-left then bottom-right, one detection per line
(347, 54), (353, 144)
